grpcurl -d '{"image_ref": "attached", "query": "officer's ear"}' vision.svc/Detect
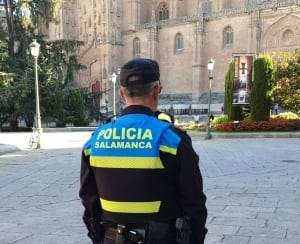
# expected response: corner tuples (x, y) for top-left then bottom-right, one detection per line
(118, 88), (127, 103)
(152, 83), (161, 101)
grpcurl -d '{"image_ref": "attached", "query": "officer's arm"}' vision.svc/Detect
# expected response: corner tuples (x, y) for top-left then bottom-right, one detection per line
(79, 150), (104, 242)
(176, 130), (208, 244)
(79, 150), (101, 219)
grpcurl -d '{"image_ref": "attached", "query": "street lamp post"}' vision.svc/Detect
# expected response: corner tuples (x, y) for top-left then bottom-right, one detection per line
(104, 100), (108, 119)
(205, 58), (215, 140)
(117, 68), (121, 113)
(30, 39), (42, 149)
(111, 72), (117, 119)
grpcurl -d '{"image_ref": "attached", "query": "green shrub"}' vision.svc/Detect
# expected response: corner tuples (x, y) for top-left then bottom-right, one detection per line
(244, 113), (252, 121)
(272, 112), (299, 119)
(175, 121), (205, 131)
(214, 118), (300, 131)
(213, 114), (229, 124)
(176, 117), (300, 132)
(231, 105), (243, 120)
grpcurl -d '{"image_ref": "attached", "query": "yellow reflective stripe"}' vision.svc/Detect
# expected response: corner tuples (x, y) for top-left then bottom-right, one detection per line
(84, 148), (91, 156)
(90, 156), (164, 169)
(159, 145), (177, 155)
(100, 198), (161, 213)
(158, 113), (172, 123)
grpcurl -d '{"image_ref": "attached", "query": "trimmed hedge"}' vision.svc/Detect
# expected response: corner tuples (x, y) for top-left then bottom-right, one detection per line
(214, 118), (300, 132)
(250, 55), (274, 121)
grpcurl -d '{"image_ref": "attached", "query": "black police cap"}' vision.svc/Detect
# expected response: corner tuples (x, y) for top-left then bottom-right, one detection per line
(120, 58), (160, 87)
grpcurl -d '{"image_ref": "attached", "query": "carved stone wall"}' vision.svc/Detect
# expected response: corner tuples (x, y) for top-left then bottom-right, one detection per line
(47, 0), (300, 104)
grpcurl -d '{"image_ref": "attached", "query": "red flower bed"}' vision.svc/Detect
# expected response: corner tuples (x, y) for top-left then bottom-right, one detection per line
(214, 118), (300, 132)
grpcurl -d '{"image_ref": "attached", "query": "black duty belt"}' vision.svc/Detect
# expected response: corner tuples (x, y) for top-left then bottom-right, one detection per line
(105, 227), (118, 240)
(103, 220), (181, 244)
(104, 224), (146, 243)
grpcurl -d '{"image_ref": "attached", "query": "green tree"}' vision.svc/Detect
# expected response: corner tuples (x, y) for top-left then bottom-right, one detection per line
(84, 89), (110, 123)
(223, 59), (245, 120)
(272, 49), (300, 113)
(69, 89), (86, 126)
(0, 72), (14, 128)
(1, 0), (85, 130)
(0, 39), (28, 130)
(4, 0), (62, 57)
(250, 55), (274, 121)
(224, 59), (234, 119)
(46, 39), (85, 87)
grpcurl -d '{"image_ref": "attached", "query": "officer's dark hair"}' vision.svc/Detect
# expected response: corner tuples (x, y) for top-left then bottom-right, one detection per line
(121, 79), (160, 97)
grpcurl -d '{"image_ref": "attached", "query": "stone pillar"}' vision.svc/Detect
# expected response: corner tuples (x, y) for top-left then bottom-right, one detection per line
(192, 3), (205, 101)
(149, 8), (159, 60)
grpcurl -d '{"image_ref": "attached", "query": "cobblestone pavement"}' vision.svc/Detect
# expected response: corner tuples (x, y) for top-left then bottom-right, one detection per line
(0, 132), (299, 243)
(195, 137), (300, 244)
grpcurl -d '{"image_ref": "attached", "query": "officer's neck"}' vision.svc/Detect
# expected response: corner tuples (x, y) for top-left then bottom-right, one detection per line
(125, 97), (158, 112)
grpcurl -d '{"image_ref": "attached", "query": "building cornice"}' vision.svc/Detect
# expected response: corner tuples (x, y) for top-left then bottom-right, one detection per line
(123, 1), (300, 33)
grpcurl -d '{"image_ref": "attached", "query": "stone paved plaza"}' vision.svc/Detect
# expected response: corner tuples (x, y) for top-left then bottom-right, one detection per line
(0, 132), (299, 243)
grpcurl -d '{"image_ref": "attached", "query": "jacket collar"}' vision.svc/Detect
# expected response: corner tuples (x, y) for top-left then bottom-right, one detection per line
(121, 105), (155, 117)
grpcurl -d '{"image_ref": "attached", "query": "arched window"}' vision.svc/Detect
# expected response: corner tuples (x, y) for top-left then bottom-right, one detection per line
(223, 26), (234, 47)
(282, 29), (294, 44)
(175, 33), (184, 54)
(158, 3), (169, 21)
(133, 38), (141, 57)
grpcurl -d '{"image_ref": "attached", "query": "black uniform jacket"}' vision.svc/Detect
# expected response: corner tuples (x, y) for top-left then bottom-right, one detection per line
(79, 105), (207, 243)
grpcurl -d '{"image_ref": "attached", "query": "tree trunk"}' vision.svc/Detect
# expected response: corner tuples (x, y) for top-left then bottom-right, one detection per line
(4, 0), (15, 56)
(9, 118), (18, 131)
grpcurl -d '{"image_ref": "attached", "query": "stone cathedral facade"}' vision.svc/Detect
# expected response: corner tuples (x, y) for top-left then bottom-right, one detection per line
(47, 0), (300, 114)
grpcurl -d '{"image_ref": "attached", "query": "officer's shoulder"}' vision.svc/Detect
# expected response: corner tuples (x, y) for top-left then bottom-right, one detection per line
(154, 111), (188, 134)
(155, 111), (174, 124)
(171, 125), (188, 135)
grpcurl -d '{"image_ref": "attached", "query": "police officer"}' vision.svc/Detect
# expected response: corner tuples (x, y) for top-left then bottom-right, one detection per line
(79, 58), (207, 244)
